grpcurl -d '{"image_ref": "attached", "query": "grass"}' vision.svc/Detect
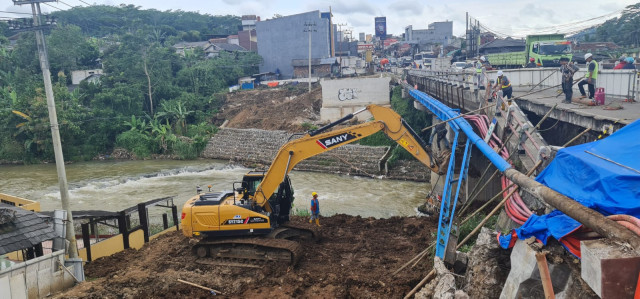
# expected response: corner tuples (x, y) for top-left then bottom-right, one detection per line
(457, 213), (499, 252)
(291, 207), (311, 217)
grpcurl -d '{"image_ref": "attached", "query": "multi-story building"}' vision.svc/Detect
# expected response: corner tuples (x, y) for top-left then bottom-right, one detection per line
(404, 21), (453, 46)
(256, 10), (332, 79)
(241, 15), (259, 31)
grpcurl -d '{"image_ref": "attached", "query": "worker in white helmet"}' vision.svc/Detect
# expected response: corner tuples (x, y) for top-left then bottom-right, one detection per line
(578, 53), (598, 99)
(493, 70), (513, 99)
(475, 56), (487, 89)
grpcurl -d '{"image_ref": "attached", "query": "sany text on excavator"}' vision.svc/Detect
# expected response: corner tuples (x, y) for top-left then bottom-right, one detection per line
(181, 104), (443, 265)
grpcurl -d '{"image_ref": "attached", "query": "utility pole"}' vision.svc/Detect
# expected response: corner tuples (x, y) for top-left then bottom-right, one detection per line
(11, 0), (79, 259)
(304, 22), (316, 93)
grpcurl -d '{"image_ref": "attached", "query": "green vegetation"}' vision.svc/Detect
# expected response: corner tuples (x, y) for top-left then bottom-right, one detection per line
(357, 85), (432, 165)
(0, 6), (260, 163)
(594, 3), (640, 47)
(458, 213), (499, 252)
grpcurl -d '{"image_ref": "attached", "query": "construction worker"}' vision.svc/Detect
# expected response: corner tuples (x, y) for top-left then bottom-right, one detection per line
(613, 55), (627, 70)
(525, 57), (537, 68)
(428, 119), (450, 151)
(309, 192), (320, 226)
(494, 70), (513, 99)
(623, 57), (636, 70)
(476, 56), (486, 89)
(578, 53), (598, 100)
(559, 57), (579, 104)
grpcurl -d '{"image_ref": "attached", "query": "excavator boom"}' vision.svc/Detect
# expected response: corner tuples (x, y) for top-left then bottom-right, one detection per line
(254, 104), (440, 210)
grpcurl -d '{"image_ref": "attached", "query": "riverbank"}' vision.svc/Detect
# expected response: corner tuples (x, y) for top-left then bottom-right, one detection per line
(55, 215), (438, 298)
(202, 127), (433, 182)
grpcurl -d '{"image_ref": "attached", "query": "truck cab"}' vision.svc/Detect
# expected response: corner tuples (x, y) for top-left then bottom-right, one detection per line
(527, 35), (572, 67)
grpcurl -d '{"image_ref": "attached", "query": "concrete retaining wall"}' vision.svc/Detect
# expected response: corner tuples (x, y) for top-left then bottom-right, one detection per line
(202, 128), (432, 181)
(319, 77), (392, 122)
(0, 250), (76, 298)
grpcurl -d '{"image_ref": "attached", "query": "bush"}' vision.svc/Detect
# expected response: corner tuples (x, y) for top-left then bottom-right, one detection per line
(116, 130), (154, 158)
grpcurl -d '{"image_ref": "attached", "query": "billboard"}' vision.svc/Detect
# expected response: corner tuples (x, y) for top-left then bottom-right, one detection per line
(374, 17), (386, 40)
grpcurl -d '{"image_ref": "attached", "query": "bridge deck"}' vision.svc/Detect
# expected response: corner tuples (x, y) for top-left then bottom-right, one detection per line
(513, 87), (640, 125)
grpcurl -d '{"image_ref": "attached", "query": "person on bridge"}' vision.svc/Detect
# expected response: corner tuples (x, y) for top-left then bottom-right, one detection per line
(525, 57), (537, 68)
(578, 53), (598, 100)
(613, 55), (627, 70)
(309, 192), (321, 226)
(623, 57), (636, 70)
(428, 119), (451, 151)
(494, 70), (513, 99)
(559, 57), (579, 104)
(476, 56), (487, 89)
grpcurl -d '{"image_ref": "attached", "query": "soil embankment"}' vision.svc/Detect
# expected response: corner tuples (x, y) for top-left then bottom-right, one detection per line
(57, 215), (437, 298)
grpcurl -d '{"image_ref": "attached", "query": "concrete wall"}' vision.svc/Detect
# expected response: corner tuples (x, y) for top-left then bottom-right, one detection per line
(257, 11), (331, 79)
(405, 21), (453, 45)
(0, 250), (76, 298)
(319, 77), (392, 122)
(71, 69), (103, 85)
(201, 128), (432, 181)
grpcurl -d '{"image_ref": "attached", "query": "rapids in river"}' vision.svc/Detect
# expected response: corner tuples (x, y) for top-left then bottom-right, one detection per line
(0, 159), (430, 219)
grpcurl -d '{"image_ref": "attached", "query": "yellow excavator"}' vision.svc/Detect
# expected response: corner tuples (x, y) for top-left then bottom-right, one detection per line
(181, 104), (443, 265)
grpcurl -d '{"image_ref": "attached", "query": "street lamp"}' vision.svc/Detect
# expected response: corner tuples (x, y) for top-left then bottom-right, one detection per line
(304, 22), (317, 93)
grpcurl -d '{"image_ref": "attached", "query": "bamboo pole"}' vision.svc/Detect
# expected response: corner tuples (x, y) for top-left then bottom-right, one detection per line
(177, 279), (224, 295)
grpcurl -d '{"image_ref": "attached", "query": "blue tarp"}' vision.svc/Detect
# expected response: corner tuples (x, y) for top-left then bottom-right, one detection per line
(499, 119), (640, 256)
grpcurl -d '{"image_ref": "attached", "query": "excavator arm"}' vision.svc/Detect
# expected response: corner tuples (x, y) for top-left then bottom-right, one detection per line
(254, 104), (441, 211)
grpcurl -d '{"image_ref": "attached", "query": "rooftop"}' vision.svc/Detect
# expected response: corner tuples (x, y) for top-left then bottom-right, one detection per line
(0, 203), (56, 255)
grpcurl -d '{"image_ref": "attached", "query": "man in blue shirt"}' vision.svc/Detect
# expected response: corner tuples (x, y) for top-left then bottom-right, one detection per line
(309, 192), (321, 226)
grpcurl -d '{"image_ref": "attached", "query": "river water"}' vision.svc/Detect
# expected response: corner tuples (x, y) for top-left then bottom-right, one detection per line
(0, 160), (430, 219)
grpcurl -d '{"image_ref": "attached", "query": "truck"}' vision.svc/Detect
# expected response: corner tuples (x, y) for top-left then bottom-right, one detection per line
(181, 104), (445, 266)
(484, 34), (572, 68)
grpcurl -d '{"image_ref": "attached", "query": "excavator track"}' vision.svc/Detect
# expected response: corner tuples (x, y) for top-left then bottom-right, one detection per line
(193, 237), (302, 266)
(271, 222), (322, 242)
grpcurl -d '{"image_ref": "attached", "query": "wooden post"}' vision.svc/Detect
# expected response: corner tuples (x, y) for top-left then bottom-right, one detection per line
(137, 203), (150, 243)
(81, 223), (92, 262)
(118, 212), (130, 249)
(162, 213), (169, 230)
(172, 205), (180, 231)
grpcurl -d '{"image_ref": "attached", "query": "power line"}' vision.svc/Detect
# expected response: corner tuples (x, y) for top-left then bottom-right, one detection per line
(0, 10), (34, 16)
(75, 0), (91, 6)
(42, 2), (62, 11)
(57, 0), (77, 9)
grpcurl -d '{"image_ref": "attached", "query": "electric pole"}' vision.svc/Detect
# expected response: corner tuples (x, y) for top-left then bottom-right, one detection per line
(11, 0), (79, 259)
(304, 22), (316, 93)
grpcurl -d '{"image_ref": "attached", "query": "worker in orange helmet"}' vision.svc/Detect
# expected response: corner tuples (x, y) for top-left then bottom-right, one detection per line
(309, 192), (321, 226)
(525, 57), (537, 68)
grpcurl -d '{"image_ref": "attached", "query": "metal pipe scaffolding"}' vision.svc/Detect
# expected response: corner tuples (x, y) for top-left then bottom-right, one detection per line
(406, 85), (640, 252)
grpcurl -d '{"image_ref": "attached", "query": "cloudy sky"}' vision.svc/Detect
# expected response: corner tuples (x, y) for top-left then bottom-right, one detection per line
(4, 0), (638, 37)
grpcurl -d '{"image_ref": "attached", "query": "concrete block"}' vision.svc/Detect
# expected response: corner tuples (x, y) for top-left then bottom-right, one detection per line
(37, 268), (51, 297)
(26, 271), (38, 299)
(581, 239), (640, 298)
(10, 274), (27, 299)
(499, 239), (539, 299)
(50, 269), (64, 295)
(0, 276), (10, 299)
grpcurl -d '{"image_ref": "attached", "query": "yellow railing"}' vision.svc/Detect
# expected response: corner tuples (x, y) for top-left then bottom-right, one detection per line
(0, 193), (40, 212)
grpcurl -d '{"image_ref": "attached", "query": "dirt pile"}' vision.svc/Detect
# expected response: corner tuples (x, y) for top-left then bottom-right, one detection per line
(218, 86), (323, 132)
(56, 215), (437, 299)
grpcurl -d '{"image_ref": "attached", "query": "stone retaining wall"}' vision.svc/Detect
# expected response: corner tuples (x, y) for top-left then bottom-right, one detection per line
(202, 128), (431, 181)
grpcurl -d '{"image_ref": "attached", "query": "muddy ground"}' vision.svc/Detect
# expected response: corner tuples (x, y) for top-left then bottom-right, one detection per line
(57, 215), (437, 298)
(217, 85), (323, 132)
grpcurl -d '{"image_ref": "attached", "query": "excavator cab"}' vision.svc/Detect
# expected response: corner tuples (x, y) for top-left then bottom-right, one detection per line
(240, 171), (294, 225)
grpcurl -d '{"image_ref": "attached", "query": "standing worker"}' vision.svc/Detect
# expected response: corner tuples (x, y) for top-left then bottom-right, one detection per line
(494, 70), (513, 99)
(525, 57), (537, 68)
(559, 57), (579, 104)
(309, 192), (321, 226)
(428, 119), (451, 151)
(578, 53), (598, 100)
(476, 56), (486, 89)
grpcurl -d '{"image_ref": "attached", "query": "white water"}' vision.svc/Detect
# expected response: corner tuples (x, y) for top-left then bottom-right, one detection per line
(0, 159), (430, 219)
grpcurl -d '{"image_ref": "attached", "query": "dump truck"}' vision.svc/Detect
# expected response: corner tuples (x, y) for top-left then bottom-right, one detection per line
(484, 34), (572, 68)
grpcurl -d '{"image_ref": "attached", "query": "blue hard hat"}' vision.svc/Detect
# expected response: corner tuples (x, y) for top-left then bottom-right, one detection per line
(626, 57), (635, 63)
